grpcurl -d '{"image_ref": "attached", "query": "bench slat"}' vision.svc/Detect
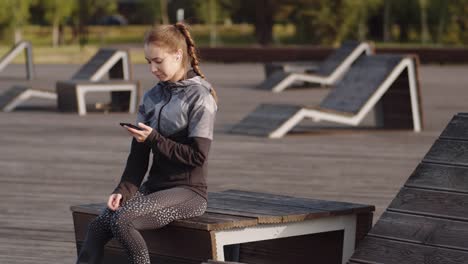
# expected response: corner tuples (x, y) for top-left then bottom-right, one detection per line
(440, 114), (468, 141)
(370, 211), (468, 251)
(351, 236), (468, 264)
(389, 187), (468, 222)
(71, 204), (258, 231)
(406, 163), (468, 194)
(170, 212), (258, 231)
(208, 194), (328, 224)
(221, 189), (374, 214)
(423, 139), (468, 166)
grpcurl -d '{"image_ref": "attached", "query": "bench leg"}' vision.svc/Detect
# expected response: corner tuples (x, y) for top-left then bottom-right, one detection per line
(212, 215), (357, 264)
(77, 88), (87, 116)
(76, 84), (138, 116)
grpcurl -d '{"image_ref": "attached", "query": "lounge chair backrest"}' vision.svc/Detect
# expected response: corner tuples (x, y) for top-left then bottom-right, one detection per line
(71, 48), (130, 81)
(318, 54), (404, 114)
(0, 40), (34, 80)
(315, 41), (362, 76)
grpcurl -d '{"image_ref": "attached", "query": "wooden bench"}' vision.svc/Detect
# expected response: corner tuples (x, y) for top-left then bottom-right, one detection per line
(71, 189), (374, 264)
(231, 54), (423, 138)
(349, 113), (468, 264)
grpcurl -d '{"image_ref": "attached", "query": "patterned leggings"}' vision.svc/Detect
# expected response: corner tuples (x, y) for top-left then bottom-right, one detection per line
(75, 185), (207, 264)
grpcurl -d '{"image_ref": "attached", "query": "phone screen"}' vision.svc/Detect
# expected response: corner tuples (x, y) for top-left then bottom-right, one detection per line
(119, 123), (143, 131)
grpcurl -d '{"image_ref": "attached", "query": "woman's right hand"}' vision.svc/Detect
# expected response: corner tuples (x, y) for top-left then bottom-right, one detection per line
(107, 193), (123, 211)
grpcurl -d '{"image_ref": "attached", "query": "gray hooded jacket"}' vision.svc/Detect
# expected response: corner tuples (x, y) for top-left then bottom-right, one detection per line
(113, 75), (217, 202)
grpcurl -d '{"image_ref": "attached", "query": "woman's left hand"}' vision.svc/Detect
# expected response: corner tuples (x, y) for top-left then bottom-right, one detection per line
(125, 122), (153, 142)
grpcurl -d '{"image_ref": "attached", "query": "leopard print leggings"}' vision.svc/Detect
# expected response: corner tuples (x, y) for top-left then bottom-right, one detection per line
(75, 185), (207, 264)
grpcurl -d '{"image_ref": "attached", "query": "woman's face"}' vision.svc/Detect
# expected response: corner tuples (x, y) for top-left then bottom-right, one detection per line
(144, 43), (183, 82)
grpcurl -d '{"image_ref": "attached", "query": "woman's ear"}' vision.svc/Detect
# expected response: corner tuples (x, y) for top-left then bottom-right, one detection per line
(176, 49), (183, 61)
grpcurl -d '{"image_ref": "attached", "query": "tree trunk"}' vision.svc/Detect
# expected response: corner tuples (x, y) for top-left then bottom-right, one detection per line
(419, 0), (430, 43)
(160, 0), (169, 24)
(383, 0), (391, 42)
(14, 28), (22, 44)
(52, 23), (59, 47)
(436, 4), (447, 44)
(58, 24), (65, 45)
(209, 0), (217, 47)
(255, 0), (275, 45)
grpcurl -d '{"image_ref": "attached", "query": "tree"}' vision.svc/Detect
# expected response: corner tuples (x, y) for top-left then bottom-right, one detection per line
(419, 0), (430, 43)
(76, 0), (117, 47)
(41, 0), (77, 46)
(194, 0), (235, 46)
(336, 0), (383, 43)
(0, 0), (35, 43)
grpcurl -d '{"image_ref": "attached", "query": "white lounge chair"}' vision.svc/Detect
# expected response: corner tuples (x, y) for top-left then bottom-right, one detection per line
(259, 41), (374, 93)
(0, 48), (135, 114)
(0, 40), (35, 80)
(232, 54), (423, 138)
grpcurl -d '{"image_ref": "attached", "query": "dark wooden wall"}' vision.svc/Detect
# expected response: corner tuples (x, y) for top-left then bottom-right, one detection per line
(198, 47), (468, 64)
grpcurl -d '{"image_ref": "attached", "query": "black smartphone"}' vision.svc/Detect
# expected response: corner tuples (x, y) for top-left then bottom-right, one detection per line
(119, 122), (143, 131)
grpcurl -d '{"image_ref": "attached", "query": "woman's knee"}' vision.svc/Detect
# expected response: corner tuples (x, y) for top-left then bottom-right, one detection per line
(110, 210), (135, 234)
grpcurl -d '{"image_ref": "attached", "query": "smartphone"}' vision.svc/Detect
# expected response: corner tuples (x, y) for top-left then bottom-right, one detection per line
(119, 122), (143, 131)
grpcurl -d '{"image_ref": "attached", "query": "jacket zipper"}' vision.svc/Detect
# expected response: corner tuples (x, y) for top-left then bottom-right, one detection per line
(157, 87), (173, 134)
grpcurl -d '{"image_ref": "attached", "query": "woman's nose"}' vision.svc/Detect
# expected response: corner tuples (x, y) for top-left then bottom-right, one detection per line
(150, 62), (158, 73)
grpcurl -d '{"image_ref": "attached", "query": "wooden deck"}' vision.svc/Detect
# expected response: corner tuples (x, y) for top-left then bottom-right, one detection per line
(0, 62), (467, 263)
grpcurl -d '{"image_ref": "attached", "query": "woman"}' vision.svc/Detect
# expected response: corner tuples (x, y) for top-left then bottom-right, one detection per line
(76, 22), (218, 264)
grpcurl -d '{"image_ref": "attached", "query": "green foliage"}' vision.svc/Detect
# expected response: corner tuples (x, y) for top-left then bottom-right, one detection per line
(40, 0), (76, 26)
(194, 0), (234, 24)
(138, 0), (162, 24)
(440, 0), (468, 45)
(0, 0), (35, 28)
(336, 0), (383, 43)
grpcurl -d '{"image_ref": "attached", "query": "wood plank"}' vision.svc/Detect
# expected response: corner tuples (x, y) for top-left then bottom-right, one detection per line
(388, 187), (468, 221)
(170, 212), (258, 231)
(221, 189), (374, 214)
(319, 55), (404, 114)
(207, 193), (329, 223)
(406, 163), (468, 193)
(70, 203), (258, 231)
(370, 211), (468, 251)
(440, 114), (468, 141)
(423, 139), (468, 166)
(351, 236), (468, 264)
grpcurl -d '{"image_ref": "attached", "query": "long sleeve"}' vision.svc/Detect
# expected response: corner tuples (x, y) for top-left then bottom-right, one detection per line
(112, 138), (151, 204)
(144, 131), (211, 167)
